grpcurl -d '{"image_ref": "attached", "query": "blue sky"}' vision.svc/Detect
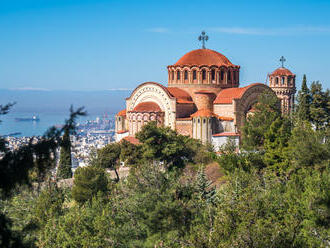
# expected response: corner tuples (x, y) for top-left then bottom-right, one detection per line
(1, 0), (329, 91)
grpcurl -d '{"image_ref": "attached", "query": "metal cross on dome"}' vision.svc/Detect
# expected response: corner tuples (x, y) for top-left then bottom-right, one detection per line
(280, 56), (286, 68)
(198, 31), (208, 49)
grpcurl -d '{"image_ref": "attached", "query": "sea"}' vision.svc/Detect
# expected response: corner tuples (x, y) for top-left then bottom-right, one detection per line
(0, 89), (130, 137)
(0, 111), (112, 137)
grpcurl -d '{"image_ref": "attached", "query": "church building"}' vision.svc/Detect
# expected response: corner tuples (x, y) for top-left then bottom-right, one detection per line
(115, 32), (296, 150)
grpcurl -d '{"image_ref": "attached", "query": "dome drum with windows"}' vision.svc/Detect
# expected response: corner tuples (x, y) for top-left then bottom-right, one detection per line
(168, 49), (240, 89)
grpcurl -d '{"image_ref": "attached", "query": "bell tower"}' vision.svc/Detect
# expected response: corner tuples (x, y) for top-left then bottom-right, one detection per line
(269, 56), (296, 114)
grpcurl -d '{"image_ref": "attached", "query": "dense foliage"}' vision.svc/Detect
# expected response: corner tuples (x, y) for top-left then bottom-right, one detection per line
(0, 79), (329, 247)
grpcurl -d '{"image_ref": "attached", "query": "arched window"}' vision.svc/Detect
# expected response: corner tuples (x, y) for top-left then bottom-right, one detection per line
(233, 70), (236, 82)
(228, 71), (231, 81)
(193, 70), (197, 80)
(221, 70), (224, 81)
(275, 77), (279, 85)
(282, 77), (285, 85)
(203, 118), (206, 124)
(172, 71), (174, 80)
(177, 70), (180, 80)
(198, 118), (200, 123)
(202, 69), (206, 80)
(184, 70), (188, 80)
(118, 117), (121, 121)
(211, 69), (215, 81)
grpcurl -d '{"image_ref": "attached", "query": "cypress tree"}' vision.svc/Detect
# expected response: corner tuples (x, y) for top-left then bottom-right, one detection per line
(57, 130), (72, 179)
(57, 106), (86, 179)
(296, 75), (311, 121)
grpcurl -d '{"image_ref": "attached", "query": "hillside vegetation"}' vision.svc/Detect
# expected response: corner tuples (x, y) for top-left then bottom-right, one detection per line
(0, 78), (329, 248)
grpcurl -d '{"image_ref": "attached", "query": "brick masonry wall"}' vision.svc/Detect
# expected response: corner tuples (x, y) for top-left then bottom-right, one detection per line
(176, 120), (193, 136)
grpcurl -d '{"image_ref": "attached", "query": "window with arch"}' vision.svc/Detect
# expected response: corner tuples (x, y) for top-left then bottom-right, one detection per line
(233, 70), (236, 82)
(202, 69), (206, 80)
(275, 77), (279, 85)
(193, 70), (197, 80)
(203, 118), (206, 124)
(211, 69), (215, 81)
(118, 117), (121, 121)
(172, 71), (174, 80)
(184, 70), (188, 80)
(177, 70), (180, 80)
(221, 70), (224, 81)
(282, 77), (285, 85)
(198, 118), (200, 123)
(228, 71), (232, 81)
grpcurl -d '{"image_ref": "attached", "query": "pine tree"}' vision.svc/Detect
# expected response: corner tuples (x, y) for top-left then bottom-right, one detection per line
(242, 91), (281, 151)
(196, 168), (217, 204)
(296, 74), (312, 121)
(310, 81), (329, 130)
(263, 117), (291, 173)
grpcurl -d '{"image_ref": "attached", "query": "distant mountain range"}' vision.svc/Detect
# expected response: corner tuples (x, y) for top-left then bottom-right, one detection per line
(0, 89), (131, 114)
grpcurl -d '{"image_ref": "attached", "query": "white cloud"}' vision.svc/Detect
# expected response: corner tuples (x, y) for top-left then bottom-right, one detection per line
(146, 28), (170, 33)
(210, 26), (330, 35)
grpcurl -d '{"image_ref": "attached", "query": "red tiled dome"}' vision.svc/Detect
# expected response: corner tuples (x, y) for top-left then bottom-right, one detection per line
(131, 102), (162, 112)
(175, 49), (235, 67)
(270, 67), (295, 76)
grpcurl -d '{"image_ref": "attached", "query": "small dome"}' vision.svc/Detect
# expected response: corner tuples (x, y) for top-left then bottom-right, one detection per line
(174, 49), (235, 67)
(131, 102), (162, 112)
(270, 67), (295, 76)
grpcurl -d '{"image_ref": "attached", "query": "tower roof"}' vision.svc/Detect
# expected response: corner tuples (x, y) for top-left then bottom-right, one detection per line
(174, 49), (237, 67)
(270, 67), (295, 76)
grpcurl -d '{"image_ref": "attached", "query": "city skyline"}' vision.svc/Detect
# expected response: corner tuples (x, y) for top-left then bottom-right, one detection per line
(1, 0), (330, 91)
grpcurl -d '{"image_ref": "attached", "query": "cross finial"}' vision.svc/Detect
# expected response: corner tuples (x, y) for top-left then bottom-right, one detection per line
(198, 31), (208, 49)
(280, 56), (286, 68)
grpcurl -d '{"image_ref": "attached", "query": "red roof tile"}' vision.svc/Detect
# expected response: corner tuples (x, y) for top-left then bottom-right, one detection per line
(117, 109), (126, 116)
(122, 136), (141, 145)
(212, 132), (240, 137)
(167, 87), (193, 103)
(191, 109), (217, 118)
(174, 49), (238, 67)
(131, 102), (162, 113)
(218, 116), (234, 121)
(214, 83), (265, 104)
(117, 130), (128, 134)
(270, 67), (295, 76)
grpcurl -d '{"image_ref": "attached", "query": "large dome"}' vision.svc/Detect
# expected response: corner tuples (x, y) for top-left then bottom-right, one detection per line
(175, 49), (234, 67)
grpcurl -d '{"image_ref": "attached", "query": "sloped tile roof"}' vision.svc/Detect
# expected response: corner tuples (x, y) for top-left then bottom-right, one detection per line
(117, 109), (126, 116)
(167, 87), (193, 103)
(214, 83), (265, 104)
